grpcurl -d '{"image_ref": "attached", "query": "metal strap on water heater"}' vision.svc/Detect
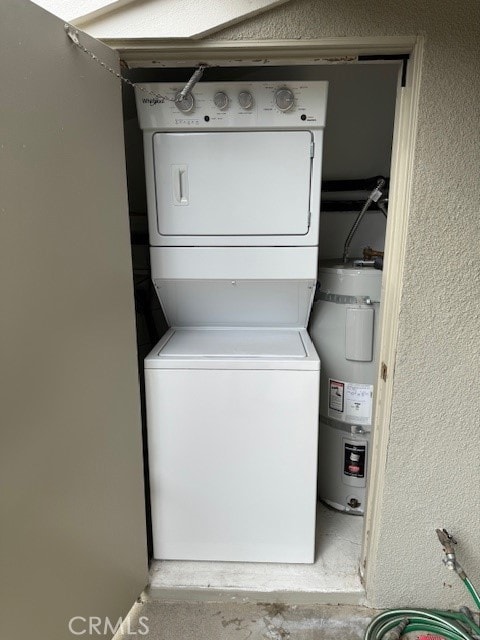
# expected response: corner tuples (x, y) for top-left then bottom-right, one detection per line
(316, 291), (379, 305)
(320, 414), (371, 435)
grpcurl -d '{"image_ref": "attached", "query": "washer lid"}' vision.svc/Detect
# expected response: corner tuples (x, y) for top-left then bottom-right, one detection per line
(161, 328), (305, 358)
(145, 328), (320, 370)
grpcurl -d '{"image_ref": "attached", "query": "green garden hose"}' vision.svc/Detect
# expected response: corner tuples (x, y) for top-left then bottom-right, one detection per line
(464, 578), (480, 610)
(364, 530), (480, 640)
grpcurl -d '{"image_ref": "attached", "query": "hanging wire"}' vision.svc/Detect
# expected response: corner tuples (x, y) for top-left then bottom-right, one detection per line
(64, 24), (207, 103)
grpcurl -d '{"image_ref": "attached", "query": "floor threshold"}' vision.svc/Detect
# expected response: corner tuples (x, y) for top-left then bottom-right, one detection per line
(147, 503), (365, 605)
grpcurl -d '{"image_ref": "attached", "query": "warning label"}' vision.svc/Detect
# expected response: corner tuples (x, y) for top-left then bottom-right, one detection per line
(329, 380), (344, 413)
(328, 379), (373, 425)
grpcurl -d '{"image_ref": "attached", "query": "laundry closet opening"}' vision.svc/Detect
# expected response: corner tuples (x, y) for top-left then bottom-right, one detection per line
(122, 60), (400, 602)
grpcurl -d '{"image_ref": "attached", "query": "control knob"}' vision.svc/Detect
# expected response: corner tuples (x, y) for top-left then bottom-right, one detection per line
(275, 87), (295, 112)
(238, 90), (254, 110)
(214, 91), (229, 110)
(175, 92), (195, 113)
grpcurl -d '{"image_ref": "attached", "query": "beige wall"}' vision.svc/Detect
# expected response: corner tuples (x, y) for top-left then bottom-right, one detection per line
(1, 2), (148, 638)
(214, 0), (480, 610)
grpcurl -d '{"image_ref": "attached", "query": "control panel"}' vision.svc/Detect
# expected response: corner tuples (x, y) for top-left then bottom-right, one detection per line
(136, 81), (328, 130)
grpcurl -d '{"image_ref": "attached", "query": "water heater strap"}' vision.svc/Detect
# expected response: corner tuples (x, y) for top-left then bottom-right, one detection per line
(316, 291), (379, 305)
(320, 414), (371, 435)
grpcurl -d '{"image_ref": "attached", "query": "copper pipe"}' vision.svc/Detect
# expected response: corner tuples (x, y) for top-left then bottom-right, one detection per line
(363, 246), (384, 260)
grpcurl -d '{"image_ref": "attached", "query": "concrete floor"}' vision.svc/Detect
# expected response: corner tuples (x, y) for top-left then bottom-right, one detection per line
(114, 601), (375, 640)
(148, 503), (364, 604)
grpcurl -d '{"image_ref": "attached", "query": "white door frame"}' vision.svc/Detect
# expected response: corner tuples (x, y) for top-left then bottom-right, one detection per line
(359, 36), (424, 592)
(114, 34), (424, 596)
(107, 36), (418, 67)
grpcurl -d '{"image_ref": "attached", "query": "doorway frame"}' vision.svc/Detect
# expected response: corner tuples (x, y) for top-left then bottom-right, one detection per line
(114, 34), (424, 600)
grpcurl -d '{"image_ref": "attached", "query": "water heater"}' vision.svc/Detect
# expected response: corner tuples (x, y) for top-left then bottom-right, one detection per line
(309, 264), (382, 514)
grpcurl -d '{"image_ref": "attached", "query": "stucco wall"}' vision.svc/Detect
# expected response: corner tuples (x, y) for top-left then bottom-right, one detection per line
(32, 0), (289, 38)
(214, 0), (480, 610)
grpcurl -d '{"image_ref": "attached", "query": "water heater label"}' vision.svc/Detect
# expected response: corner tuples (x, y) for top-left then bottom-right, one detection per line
(329, 379), (373, 425)
(344, 443), (366, 478)
(328, 380), (344, 413)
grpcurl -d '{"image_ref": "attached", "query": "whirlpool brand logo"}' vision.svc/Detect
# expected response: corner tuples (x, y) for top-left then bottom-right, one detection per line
(68, 616), (149, 636)
(141, 97), (164, 105)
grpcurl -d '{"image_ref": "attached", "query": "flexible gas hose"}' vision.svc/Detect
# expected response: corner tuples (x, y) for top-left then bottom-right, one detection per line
(364, 532), (480, 640)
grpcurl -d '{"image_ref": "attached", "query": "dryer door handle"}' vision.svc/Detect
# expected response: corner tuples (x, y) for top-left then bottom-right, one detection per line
(172, 164), (189, 205)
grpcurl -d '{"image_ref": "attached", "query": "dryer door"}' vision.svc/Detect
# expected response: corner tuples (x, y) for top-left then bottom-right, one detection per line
(153, 130), (313, 236)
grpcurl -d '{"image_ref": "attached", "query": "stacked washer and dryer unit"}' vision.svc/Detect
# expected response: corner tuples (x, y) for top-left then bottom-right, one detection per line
(136, 81), (328, 563)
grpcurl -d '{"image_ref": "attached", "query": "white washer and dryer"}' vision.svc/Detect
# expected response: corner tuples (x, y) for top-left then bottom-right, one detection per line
(136, 81), (328, 563)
